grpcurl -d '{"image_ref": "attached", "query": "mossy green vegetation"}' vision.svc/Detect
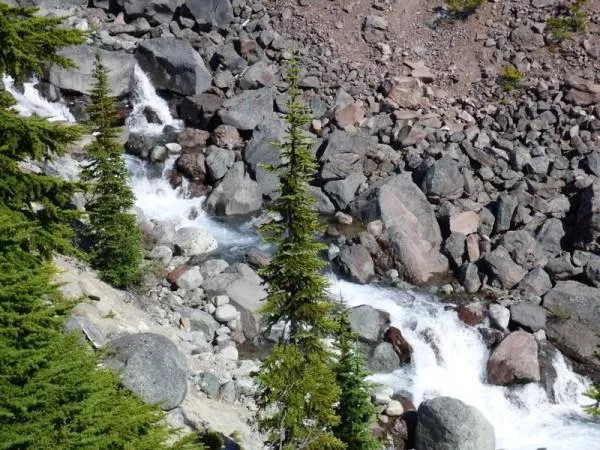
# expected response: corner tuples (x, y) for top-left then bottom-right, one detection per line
(445, 0), (487, 16)
(500, 66), (524, 92)
(546, 0), (588, 42)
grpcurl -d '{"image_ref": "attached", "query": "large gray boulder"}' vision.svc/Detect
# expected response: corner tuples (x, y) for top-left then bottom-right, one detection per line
(173, 227), (218, 257)
(420, 156), (463, 202)
(487, 331), (540, 385)
(104, 333), (188, 410)
(545, 318), (600, 377)
(219, 88), (274, 130)
(204, 162), (262, 216)
(416, 397), (495, 450)
(351, 174), (448, 285)
(369, 342), (400, 373)
(47, 45), (134, 97)
(136, 38), (212, 96)
(543, 281), (600, 334)
(482, 246), (528, 289)
(244, 117), (286, 198)
(319, 131), (375, 181)
(348, 305), (390, 343)
(115, 0), (179, 23)
(338, 244), (375, 284)
(510, 302), (546, 332)
(324, 171), (367, 210)
(182, 0), (233, 30)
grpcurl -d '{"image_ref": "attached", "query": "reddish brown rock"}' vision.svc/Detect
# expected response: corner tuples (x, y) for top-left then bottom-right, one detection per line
(211, 124), (243, 150)
(334, 102), (365, 129)
(385, 326), (413, 364)
(457, 301), (485, 326)
(450, 211), (479, 235)
(487, 331), (540, 385)
(178, 128), (210, 149)
(167, 264), (190, 286)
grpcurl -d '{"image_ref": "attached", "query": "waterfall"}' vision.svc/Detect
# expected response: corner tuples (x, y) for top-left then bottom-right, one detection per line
(125, 64), (183, 135)
(2, 75), (75, 123)
(329, 277), (600, 450)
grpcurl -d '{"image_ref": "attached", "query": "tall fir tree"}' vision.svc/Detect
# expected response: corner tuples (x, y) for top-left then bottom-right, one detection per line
(333, 308), (381, 450)
(254, 56), (343, 450)
(81, 53), (143, 288)
(0, 5), (201, 449)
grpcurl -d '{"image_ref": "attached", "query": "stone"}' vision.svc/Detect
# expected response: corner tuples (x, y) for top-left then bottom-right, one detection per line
(239, 61), (277, 90)
(335, 102), (365, 128)
(385, 326), (413, 364)
(510, 303), (546, 332)
(173, 227), (218, 257)
(457, 302), (485, 326)
(494, 193), (518, 233)
(199, 259), (229, 279)
(181, 0), (233, 30)
(324, 171), (367, 210)
(443, 232), (466, 268)
(416, 397), (495, 450)
(545, 318), (600, 377)
(518, 267), (552, 298)
(218, 345), (238, 361)
(369, 342), (401, 373)
(349, 305), (390, 343)
(211, 124), (242, 150)
(204, 162), (262, 216)
(385, 77), (425, 109)
(136, 38), (212, 96)
(459, 263), (481, 293)
(115, 0), (179, 24)
(536, 218), (565, 258)
(510, 25), (544, 51)
(488, 304), (510, 331)
(543, 281), (600, 334)
(199, 372), (221, 397)
(178, 94), (223, 128)
(206, 147), (235, 181)
(466, 234), (480, 261)
(386, 400), (404, 417)
(482, 246), (528, 289)
(351, 174), (448, 285)
(48, 45), (134, 97)
(219, 88), (274, 130)
(338, 244), (375, 285)
(215, 304), (237, 322)
(565, 77), (600, 106)
(65, 316), (106, 349)
(182, 308), (220, 338)
(395, 124), (427, 148)
(105, 333), (187, 410)
(449, 211), (479, 235)
(500, 230), (539, 270)
(420, 156), (463, 202)
(487, 331), (540, 385)
(149, 245), (173, 265)
(175, 266), (204, 290)
(319, 130), (374, 181)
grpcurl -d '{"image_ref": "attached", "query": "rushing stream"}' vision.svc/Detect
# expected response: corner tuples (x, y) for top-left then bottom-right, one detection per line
(7, 67), (600, 450)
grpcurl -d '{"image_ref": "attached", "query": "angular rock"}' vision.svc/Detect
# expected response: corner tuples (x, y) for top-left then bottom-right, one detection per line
(219, 88), (274, 130)
(204, 162), (262, 216)
(136, 38), (212, 96)
(457, 302), (485, 326)
(173, 227), (218, 257)
(182, 308), (220, 338)
(487, 331), (540, 385)
(175, 266), (204, 290)
(535, 218), (565, 257)
(565, 77), (600, 106)
(324, 171), (367, 210)
(501, 230), (538, 270)
(494, 193), (518, 233)
(545, 318), (600, 377)
(416, 397), (495, 450)
(215, 304), (238, 322)
(338, 244), (375, 284)
(351, 174), (448, 284)
(65, 316), (107, 349)
(420, 157), (463, 202)
(206, 147), (235, 181)
(105, 333), (187, 410)
(443, 232), (466, 268)
(320, 131), (374, 181)
(449, 211), (479, 235)
(369, 342), (401, 373)
(488, 304), (510, 331)
(349, 305), (390, 343)
(482, 246), (527, 289)
(543, 281), (600, 334)
(510, 303), (547, 332)
(182, 0), (233, 30)
(115, 0), (178, 24)
(517, 267), (552, 297)
(48, 45), (134, 97)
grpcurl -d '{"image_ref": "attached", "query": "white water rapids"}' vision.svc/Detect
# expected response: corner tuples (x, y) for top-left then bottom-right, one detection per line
(7, 68), (600, 450)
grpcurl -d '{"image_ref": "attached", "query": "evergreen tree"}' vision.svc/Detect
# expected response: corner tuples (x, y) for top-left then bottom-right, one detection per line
(333, 309), (381, 450)
(0, 5), (201, 449)
(584, 383), (600, 417)
(254, 56), (343, 450)
(81, 53), (143, 288)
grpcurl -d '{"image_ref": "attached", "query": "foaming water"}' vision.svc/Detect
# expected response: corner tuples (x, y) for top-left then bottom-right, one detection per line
(125, 64), (183, 135)
(126, 156), (260, 252)
(328, 277), (600, 450)
(2, 75), (75, 123)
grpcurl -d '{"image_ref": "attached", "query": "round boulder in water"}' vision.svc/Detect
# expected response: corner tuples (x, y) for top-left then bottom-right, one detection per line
(104, 333), (188, 411)
(415, 396), (495, 450)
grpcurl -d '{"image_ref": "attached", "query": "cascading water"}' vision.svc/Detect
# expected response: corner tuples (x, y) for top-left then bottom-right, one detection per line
(125, 64), (183, 135)
(9, 69), (600, 450)
(2, 75), (75, 123)
(330, 277), (600, 450)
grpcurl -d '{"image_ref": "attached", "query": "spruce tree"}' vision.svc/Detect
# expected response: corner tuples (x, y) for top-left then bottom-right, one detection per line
(81, 53), (143, 288)
(584, 383), (600, 417)
(254, 56), (343, 450)
(333, 309), (381, 450)
(0, 5), (201, 449)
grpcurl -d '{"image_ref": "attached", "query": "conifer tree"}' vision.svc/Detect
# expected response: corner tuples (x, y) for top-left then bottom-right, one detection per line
(254, 56), (343, 450)
(0, 5), (201, 448)
(584, 383), (600, 417)
(81, 53), (143, 288)
(333, 309), (381, 450)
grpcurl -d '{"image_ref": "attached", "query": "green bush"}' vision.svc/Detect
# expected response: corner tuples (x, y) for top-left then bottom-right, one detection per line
(446, 0), (487, 15)
(546, 0), (588, 41)
(500, 66), (524, 92)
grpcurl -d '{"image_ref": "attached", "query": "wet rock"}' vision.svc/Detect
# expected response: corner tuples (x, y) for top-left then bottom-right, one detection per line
(175, 153), (207, 182)
(105, 333), (187, 410)
(416, 397), (495, 450)
(369, 342), (401, 373)
(338, 244), (375, 284)
(206, 147), (235, 181)
(204, 162), (262, 216)
(349, 305), (390, 344)
(487, 331), (540, 385)
(173, 227), (218, 257)
(384, 326), (413, 364)
(457, 302), (485, 326)
(136, 38), (212, 96)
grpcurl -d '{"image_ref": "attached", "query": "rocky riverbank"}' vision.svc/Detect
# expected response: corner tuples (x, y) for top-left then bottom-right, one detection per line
(10, 0), (600, 447)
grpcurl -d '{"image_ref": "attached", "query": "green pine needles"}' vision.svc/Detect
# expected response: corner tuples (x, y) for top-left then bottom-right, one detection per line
(333, 309), (381, 450)
(81, 54), (143, 288)
(254, 56), (344, 450)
